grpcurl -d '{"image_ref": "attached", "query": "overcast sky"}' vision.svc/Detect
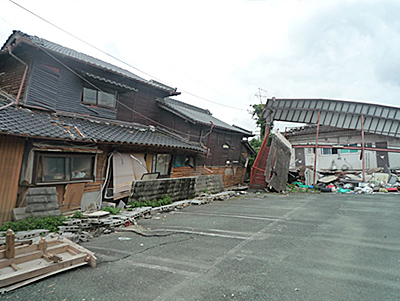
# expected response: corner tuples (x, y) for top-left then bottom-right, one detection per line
(1, 0), (399, 137)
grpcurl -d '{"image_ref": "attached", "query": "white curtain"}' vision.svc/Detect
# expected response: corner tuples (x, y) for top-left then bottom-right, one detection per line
(113, 153), (147, 199)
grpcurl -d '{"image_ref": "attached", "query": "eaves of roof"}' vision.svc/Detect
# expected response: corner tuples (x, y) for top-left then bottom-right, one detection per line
(264, 98), (400, 138)
(0, 97), (205, 153)
(241, 140), (257, 156)
(1, 31), (179, 95)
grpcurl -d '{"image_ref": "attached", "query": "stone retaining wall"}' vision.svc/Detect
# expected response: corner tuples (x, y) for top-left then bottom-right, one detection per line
(129, 175), (224, 202)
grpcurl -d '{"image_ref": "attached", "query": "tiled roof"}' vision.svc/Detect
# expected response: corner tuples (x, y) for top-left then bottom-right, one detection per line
(2, 31), (176, 93)
(0, 97), (204, 152)
(158, 98), (253, 135)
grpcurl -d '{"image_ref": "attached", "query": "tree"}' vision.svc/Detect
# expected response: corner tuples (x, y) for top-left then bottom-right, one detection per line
(246, 104), (274, 178)
(249, 103), (266, 140)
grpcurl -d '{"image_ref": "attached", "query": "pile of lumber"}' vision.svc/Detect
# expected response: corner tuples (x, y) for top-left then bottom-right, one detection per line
(0, 229), (96, 292)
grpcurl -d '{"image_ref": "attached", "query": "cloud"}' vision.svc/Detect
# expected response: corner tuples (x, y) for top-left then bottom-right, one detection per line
(236, 0), (400, 108)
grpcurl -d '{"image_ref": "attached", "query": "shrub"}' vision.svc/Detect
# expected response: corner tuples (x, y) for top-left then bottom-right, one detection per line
(101, 206), (121, 215)
(0, 215), (67, 233)
(127, 195), (173, 208)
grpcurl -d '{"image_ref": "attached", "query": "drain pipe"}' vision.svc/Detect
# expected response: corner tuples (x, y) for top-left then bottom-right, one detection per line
(8, 47), (29, 104)
(203, 121), (214, 173)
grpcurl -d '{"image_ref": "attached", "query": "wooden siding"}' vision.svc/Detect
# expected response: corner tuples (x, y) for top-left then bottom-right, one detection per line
(0, 135), (25, 223)
(203, 129), (243, 166)
(26, 59), (60, 110)
(20, 51), (117, 119)
(116, 85), (166, 125)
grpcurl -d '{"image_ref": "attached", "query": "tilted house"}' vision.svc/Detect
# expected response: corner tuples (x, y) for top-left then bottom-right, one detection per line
(157, 98), (255, 185)
(0, 31), (253, 222)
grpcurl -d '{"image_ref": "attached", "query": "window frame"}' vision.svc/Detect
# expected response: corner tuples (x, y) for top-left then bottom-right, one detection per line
(34, 152), (96, 185)
(321, 148), (332, 155)
(151, 154), (172, 177)
(82, 86), (117, 109)
(173, 154), (196, 168)
(340, 144), (359, 154)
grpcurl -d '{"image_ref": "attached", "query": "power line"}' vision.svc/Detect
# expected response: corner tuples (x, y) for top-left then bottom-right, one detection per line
(9, 0), (246, 111)
(38, 47), (215, 140)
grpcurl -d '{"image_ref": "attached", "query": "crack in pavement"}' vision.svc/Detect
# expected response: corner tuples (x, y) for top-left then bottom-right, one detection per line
(153, 199), (312, 301)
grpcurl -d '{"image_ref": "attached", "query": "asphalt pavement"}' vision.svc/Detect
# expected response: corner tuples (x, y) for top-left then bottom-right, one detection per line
(3, 192), (400, 300)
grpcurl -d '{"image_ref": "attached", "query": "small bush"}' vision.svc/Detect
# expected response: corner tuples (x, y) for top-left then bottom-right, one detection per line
(127, 195), (173, 208)
(71, 210), (83, 219)
(101, 206), (121, 215)
(0, 215), (67, 233)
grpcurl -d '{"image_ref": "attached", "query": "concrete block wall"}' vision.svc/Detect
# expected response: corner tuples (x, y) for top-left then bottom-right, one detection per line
(25, 187), (61, 217)
(130, 177), (196, 202)
(129, 175), (224, 202)
(195, 175), (224, 196)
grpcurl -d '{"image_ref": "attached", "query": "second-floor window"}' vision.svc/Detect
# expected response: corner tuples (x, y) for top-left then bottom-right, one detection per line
(83, 87), (117, 108)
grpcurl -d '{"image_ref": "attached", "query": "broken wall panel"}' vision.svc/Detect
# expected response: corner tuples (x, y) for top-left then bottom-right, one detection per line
(264, 132), (292, 192)
(113, 153), (148, 200)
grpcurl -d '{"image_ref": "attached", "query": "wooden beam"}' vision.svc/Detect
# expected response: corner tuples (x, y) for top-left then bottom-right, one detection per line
(5, 230), (15, 259)
(0, 244), (69, 269)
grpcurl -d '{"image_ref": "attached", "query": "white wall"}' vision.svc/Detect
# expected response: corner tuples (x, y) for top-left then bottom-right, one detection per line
(389, 152), (400, 168)
(299, 148), (378, 171)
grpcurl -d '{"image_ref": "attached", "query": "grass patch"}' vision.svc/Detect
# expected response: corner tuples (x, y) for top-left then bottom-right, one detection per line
(101, 206), (121, 215)
(0, 215), (67, 233)
(127, 195), (172, 209)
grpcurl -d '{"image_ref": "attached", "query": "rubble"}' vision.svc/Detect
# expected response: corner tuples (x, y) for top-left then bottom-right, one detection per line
(0, 187), (246, 291)
(4, 190), (242, 247)
(288, 166), (400, 195)
(296, 171), (400, 194)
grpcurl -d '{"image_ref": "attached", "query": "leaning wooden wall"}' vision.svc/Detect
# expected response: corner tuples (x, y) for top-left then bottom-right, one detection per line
(0, 135), (25, 223)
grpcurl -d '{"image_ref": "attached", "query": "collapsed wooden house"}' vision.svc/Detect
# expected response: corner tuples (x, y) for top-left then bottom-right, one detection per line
(0, 30), (254, 223)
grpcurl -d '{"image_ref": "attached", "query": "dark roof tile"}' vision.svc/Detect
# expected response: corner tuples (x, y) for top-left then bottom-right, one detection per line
(158, 98), (253, 135)
(0, 97), (204, 152)
(2, 31), (174, 93)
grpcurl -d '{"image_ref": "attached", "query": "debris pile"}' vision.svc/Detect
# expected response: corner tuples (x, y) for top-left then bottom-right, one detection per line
(291, 169), (400, 194)
(4, 190), (243, 247)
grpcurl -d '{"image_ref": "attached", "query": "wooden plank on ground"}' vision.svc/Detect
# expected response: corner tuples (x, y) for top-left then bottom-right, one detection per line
(0, 235), (96, 289)
(0, 253), (87, 287)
